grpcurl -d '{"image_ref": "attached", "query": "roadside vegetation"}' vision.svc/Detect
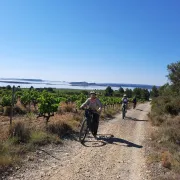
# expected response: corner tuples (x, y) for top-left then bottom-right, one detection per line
(149, 61), (180, 178)
(0, 84), (150, 173)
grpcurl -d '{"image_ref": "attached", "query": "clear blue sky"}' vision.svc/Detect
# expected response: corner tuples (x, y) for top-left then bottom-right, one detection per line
(0, 0), (180, 85)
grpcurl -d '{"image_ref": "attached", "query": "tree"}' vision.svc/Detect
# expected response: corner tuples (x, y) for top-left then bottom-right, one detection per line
(118, 87), (124, 95)
(150, 86), (159, 98)
(158, 83), (171, 96)
(6, 85), (11, 90)
(141, 89), (150, 101)
(20, 91), (31, 110)
(167, 61), (180, 92)
(81, 90), (89, 96)
(37, 91), (59, 125)
(125, 88), (132, 98)
(1, 95), (12, 107)
(31, 90), (39, 110)
(133, 88), (142, 99)
(105, 86), (114, 96)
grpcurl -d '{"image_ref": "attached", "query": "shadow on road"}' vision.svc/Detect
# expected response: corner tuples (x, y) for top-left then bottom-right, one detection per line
(125, 116), (148, 122)
(136, 109), (149, 113)
(82, 134), (143, 148)
(136, 108), (143, 111)
(82, 140), (107, 147)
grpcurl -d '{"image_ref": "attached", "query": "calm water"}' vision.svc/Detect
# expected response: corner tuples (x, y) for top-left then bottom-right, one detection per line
(0, 81), (133, 90)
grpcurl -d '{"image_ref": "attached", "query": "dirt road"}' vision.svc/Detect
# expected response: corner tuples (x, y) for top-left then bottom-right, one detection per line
(6, 102), (151, 180)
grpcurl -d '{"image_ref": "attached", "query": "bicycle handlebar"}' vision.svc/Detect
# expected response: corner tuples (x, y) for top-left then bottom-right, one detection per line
(81, 107), (99, 114)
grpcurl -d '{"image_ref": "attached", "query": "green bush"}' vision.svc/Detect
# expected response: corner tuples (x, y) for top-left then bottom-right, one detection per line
(0, 106), (3, 115)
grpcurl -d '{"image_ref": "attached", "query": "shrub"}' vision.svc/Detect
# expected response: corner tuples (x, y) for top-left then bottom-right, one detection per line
(3, 106), (11, 116)
(161, 151), (172, 169)
(0, 105), (3, 114)
(30, 131), (61, 146)
(13, 105), (27, 115)
(9, 122), (31, 143)
(60, 102), (75, 113)
(0, 141), (19, 172)
(47, 121), (72, 137)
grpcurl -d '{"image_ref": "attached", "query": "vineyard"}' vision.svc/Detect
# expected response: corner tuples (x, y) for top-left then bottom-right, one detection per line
(0, 86), (125, 124)
(0, 85), (153, 125)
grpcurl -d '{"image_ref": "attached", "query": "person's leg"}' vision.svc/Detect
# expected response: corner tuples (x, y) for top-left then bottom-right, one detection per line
(92, 113), (99, 137)
(134, 102), (137, 109)
(85, 111), (91, 129)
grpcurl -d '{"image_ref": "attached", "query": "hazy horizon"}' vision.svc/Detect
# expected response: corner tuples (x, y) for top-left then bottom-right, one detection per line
(0, 77), (162, 86)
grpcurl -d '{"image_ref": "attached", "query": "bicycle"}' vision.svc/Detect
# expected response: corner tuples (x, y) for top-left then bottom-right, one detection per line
(122, 103), (127, 119)
(133, 102), (136, 109)
(79, 108), (97, 143)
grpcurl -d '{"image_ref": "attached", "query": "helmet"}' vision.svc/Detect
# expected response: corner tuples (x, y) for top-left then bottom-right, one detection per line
(90, 91), (96, 95)
(123, 94), (127, 97)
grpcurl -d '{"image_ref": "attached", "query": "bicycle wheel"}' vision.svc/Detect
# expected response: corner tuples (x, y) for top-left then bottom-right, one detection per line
(133, 103), (136, 109)
(79, 118), (88, 143)
(122, 107), (125, 119)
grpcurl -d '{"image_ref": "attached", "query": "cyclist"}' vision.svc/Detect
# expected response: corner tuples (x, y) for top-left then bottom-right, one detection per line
(121, 94), (128, 111)
(132, 96), (137, 109)
(80, 91), (102, 139)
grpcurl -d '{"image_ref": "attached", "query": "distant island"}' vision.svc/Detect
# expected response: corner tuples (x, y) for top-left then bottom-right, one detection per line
(0, 78), (43, 82)
(69, 82), (159, 89)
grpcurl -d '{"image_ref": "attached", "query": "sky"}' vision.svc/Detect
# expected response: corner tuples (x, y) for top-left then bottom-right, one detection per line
(0, 0), (180, 86)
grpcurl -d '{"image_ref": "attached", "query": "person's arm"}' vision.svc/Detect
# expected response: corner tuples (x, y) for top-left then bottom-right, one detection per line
(96, 99), (102, 113)
(121, 98), (123, 104)
(80, 99), (90, 109)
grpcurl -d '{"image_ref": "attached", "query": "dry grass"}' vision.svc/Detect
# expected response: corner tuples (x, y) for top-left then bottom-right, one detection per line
(0, 106), (3, 115)
(101, 106), (120, 119)
(47, 112), (82, 137)
(9, 121), (31, 143)
(3, 106), (11, 116)
(30, 131), (61, 145)
(149, 113), (180, 173)
(0, 117), (62, 171)
(147, 153), (161, 164)
(161, 151), (172, 169)
(47, 121), (72, 137)
(0, 127), (9, 141)
(60, 102), (75, 113)
(0, 141), (20, 173)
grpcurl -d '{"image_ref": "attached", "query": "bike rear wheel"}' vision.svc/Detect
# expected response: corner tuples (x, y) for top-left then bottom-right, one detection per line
(79, 118), (88, 143)
(122, 107), (126, 119)
(133, 103), (136, 109)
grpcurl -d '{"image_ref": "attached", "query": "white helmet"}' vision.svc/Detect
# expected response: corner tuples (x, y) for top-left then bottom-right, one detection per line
(90, 91), (96, 95)
(123, 94), (127, 97)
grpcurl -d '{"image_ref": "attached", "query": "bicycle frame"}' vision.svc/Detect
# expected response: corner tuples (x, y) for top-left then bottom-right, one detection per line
(122, 103), (127, 119)
(79, 109), (97, 143)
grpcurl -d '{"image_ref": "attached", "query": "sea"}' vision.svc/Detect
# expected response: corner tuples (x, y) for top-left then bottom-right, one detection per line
(0, 78), (151, 90)
(0, 79), (152, 90)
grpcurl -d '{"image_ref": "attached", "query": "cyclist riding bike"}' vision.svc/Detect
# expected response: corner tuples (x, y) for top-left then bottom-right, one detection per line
(132, 96), (137, 109)
(80, 91), (102, 139)
(121, 94), (128, 111)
